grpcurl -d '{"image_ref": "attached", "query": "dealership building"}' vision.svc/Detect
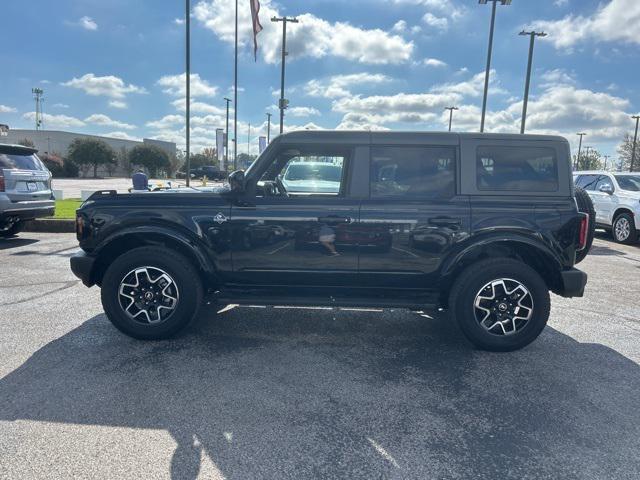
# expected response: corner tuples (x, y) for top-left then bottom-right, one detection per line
(2, 128), (176, 177)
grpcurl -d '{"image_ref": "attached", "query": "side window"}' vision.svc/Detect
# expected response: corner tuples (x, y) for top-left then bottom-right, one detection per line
(594, 175), (613, 191)
(370, 146), (455, 198)
(579, 175), (599, 191)
(476, 146), (559, 192)
(259, 149), (347, 197)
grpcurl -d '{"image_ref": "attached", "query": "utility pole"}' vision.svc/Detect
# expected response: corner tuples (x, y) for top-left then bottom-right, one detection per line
(576, 132), (586, 170)
(185, 0), (191, 186)
(519, 30), (547, 134)
(271, 16), (299, 134)
(233, 0), (239, 170)
(224, 97), (231, 172)
(247, 123), (251, 155)
(266, 113), (272, 143)
(479, 0), (511, 133)
(32, 88), (44, 130)
(445, 107), (458, 132)
(631, 115), (640, 172)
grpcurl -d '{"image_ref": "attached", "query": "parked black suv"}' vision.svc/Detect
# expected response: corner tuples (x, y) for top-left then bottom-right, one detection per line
(71, 132), (590, 351)
(177, 165), (226, 181)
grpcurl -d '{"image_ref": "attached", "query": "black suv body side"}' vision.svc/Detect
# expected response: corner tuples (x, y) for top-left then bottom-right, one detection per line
(71, 132), (588, 350)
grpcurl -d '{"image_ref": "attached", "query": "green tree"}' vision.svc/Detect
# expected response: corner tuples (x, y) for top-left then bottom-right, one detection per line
(67, 138), (116, 178)
(128, 144), (170, 177)
(616, 133), (638, 172)
(185, 153), (210, 170)
(574, 149), (603, 171)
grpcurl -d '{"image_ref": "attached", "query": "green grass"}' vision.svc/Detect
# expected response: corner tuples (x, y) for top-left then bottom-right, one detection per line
(54, 199), (82, 219)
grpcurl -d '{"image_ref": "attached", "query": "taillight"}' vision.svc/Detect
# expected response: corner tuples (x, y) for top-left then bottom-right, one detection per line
(578, 213), (589, 250)
(76, 215), (85, 240)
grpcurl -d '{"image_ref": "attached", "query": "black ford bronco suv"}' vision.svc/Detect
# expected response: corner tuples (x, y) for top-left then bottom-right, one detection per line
(71, 131), (591, 351)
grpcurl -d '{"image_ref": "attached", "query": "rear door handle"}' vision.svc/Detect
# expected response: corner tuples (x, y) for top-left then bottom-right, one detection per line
(429, 217), (462, 228)
(318, 216), (353, 224)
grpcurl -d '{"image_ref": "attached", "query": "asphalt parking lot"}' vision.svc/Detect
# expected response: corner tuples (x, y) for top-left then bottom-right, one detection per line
(0, 232), (639, 480)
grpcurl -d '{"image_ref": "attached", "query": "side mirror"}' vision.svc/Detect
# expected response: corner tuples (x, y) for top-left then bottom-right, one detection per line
(228, 169), (246, 192)
(598, 183), (614, 194)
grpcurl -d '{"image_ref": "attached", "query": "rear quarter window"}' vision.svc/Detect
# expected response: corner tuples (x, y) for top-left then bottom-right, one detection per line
(0, 153), (45, 170)
(476, 146), (558, 192)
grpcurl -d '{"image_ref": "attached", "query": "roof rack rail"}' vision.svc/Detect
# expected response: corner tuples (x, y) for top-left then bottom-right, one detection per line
(87, 190), (118, 200)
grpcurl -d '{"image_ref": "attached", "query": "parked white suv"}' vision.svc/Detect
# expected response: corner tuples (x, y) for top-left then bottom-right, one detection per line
(574, 171), (640, 244)
(0, 144), (54, 237)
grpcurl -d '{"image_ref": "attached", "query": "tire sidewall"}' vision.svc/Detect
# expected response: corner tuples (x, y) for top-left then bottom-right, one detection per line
(101, 247), (202, 339)
(452, 261), (550, 351)
(613, 214), (635, 244)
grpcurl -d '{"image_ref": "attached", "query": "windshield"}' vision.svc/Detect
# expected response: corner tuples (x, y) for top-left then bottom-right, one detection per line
(615, 175), (640, 192)
(0, 153), (45, 170)
(284, 163), (342, 182)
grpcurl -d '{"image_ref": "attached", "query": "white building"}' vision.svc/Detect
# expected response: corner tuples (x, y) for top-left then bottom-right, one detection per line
(2, 129), (176, 177)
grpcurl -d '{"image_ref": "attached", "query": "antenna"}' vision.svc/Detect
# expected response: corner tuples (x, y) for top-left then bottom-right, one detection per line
(32, 88), (45, 130)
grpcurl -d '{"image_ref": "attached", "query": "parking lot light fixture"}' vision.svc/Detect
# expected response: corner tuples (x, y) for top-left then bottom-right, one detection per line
(479, 0), (512, 133)
(519, 30), (547, 134)
(445, 107), (459, 132)
(576, 133), (586, 170)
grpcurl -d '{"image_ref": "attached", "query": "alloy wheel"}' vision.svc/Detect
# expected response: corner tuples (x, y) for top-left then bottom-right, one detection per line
(614, 217), (631, 242)
(473, 278), (534, 336)
(118, 267), (179, 324)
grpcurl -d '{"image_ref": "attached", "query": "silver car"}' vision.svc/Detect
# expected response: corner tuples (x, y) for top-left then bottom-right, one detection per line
(0, 144), (55, 237)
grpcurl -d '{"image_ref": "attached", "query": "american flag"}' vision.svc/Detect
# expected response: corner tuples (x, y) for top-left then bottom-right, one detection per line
(250, 0), (263, 61)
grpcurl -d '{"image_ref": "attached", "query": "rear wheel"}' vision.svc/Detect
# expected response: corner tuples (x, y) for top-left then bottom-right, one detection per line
(101, 246), (203, 339)
(612, 213), (638, 244)
(574, 187), (595, 263)
(0, 220), (24, 238)
(449, 258), (550, 351)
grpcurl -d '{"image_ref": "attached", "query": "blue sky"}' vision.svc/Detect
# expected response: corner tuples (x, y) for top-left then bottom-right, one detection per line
(1, 0), (639, 159)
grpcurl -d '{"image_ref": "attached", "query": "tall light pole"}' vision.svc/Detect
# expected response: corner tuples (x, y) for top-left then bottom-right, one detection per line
(631, 115), (640, 172)
(223, 97), (231, 172)
(32, 88), (44, 131)
(233, 0), (239, 170)
(266, 112), (272, 143)
(576, 132), (586, 170)
(185, 0), (191, 187)
(271, 16), (299, 134)
(247, 123), (251, 155)
(519, 30), (547, 134)
(479, 0), (511, 133)
(445, 106), (458, 132)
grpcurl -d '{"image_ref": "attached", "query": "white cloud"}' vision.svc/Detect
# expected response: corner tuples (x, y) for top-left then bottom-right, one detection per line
(22, 112), (85, 129)
(174, 18), (185, 25)
(0, 105), (17, 113)
(84, 114), (136, 130)
(52, 103), (70, 109)
(305, 73), (391, 99)
(554, 0), (569, 6)
(103, 131), (141, 141)
(109, 100), (128, 109)
(194, 0), (413, 64)
(424, 58), (447, 68)
(423, 13), (448, 31)
(539, 69), (576, 88)
(157, 73), (217, 98)
(62, 74), (146, 99)
(392, 20), (407, 33)
(430, 70), (505, 98)
(171, 98), (226, 115)
(79, 16), (98, 31)
(146, 115), (184, 130)
(287, 107), (320, 118)
(533, 0), (640, 49)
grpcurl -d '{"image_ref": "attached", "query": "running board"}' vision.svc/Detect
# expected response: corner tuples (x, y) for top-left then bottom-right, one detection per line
(210, 288), (440, 310)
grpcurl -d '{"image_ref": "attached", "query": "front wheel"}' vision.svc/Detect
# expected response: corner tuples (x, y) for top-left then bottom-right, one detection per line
(101, 246), (203, 339)
(449, 258), (550, 352)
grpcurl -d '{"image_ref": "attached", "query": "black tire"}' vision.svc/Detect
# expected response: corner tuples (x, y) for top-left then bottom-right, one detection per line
(612, 212), (638, 245)
(449, 258), (551, 352)
(0, 220), (24, 238)
(574, 186), (595, 264)
(101, 246), (203, 340)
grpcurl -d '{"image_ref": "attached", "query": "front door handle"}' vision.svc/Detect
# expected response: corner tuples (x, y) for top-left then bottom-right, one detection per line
(318, 216), (353, 224)
(429, 217), (462, 228)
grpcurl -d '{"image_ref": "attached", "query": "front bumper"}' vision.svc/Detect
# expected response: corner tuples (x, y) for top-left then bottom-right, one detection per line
(556, 267), (588, 298)
(70, 251), (96, 287)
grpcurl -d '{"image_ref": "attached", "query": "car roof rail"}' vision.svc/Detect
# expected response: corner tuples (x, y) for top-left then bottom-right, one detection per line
(87, 190), (118, 200)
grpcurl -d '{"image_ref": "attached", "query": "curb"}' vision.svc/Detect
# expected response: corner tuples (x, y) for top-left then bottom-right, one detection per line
(23, 219), (76, 233)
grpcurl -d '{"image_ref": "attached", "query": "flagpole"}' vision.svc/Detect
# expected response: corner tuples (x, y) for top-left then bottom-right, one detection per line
(233, 0), (238, 170)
